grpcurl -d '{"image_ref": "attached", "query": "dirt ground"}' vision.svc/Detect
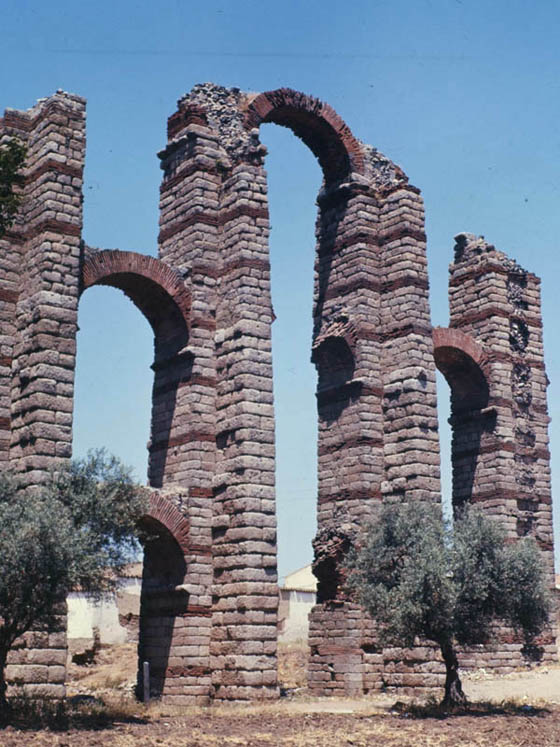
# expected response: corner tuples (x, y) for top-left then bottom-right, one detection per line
(2, 699), (559, 747)
(2, 643), (560, 746)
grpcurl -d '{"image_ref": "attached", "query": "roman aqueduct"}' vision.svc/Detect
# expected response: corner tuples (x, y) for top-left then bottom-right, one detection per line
(0, 84), (555, 702)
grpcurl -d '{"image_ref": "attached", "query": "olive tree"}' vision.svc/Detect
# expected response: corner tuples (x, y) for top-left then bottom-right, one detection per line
(347, 502), (550, 706)
(0, 451), (148, 711)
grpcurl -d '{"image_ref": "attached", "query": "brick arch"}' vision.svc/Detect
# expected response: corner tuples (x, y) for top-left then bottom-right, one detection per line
(433, 327), (487, 372)
(246, 88), (364, 183)
(433, 327), (495, 513)
(142, 491), (190, 554)
(433, 326), (490, 411)
(81, 249), (191, 336)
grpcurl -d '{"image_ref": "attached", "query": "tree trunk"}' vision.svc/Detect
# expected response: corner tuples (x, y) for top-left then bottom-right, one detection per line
(440, 637), (467, 707)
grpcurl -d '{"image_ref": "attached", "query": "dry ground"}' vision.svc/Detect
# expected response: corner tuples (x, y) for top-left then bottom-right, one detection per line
(2, 642), (560, 745)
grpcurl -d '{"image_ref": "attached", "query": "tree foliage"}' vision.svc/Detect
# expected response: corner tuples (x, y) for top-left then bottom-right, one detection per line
(0, 139), (26, 238)
(347, 502), (550, 706)
(0, 451), (148, 709)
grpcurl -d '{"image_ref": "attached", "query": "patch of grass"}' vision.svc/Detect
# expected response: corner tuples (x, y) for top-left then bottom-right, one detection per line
(67, 641), (137, 693)
(97, 673), (129, 689)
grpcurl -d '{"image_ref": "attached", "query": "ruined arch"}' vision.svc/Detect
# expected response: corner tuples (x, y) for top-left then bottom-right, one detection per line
(433, 327), (494, 511)
(81, 249), (191, 358)
(137, 493), (191, 700)
(243, 92), (367, 592)
(433, 327), (490, 411)
(81, 249), (195, 486)
(143, 491), (190, 551)
(245, 88), (365, 183)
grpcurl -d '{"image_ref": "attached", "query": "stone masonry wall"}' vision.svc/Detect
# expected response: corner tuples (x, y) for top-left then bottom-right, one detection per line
(0, 91), (85, 698)
(441, 233), (557, 670)
(307, 152), (442, 698)
(0, 86), (556, 703)
(2, 92), (85, 486)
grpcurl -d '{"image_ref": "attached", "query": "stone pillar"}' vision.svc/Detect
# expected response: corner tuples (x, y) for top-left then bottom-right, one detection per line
(0, 114), (26, 466)
(1, 91), (86, 697)
(308, 172), (385, 696)
(447, 233), (556, 668)
(136, 489), (214, 705)
(7, 92), (85, 485)
(307, 144), (443, 695)
(137, 98), (225, 704)
(378, 184), (440, 505)
(448, 235), (553, 558)
(208, 92), (278, 701)
(371, 182), (444, 694)
(153, 99), (220, 495)
(447, 234), (518, 521)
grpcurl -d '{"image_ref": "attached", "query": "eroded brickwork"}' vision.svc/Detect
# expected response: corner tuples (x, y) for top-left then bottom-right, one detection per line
(0, 85), (555, 703)
(433, 233), (557, 673)
(0, 91), (85, 697)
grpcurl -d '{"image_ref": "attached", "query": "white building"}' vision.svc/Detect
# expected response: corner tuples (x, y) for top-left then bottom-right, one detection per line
(278, 564), (317, 643)
(67, 563), (142, 648)
(68, 562), (318, 649)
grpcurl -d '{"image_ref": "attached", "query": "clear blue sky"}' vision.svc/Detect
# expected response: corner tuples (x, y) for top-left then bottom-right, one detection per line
(2, 0), (560, 577)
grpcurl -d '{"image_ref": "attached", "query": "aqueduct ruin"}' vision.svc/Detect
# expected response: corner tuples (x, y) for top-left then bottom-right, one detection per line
(0, 84), (556, 703)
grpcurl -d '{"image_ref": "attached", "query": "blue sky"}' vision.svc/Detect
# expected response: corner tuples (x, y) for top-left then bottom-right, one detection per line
(2, 0), (560, 577)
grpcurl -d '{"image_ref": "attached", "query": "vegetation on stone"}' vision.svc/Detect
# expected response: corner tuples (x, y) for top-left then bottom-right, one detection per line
(0, 450), (147, 713)
(347, 502), (550, 706)
(0, 138), (25, 238)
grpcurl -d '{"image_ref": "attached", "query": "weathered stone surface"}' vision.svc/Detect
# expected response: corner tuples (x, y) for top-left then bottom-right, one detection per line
(1, 86), (555, 704)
